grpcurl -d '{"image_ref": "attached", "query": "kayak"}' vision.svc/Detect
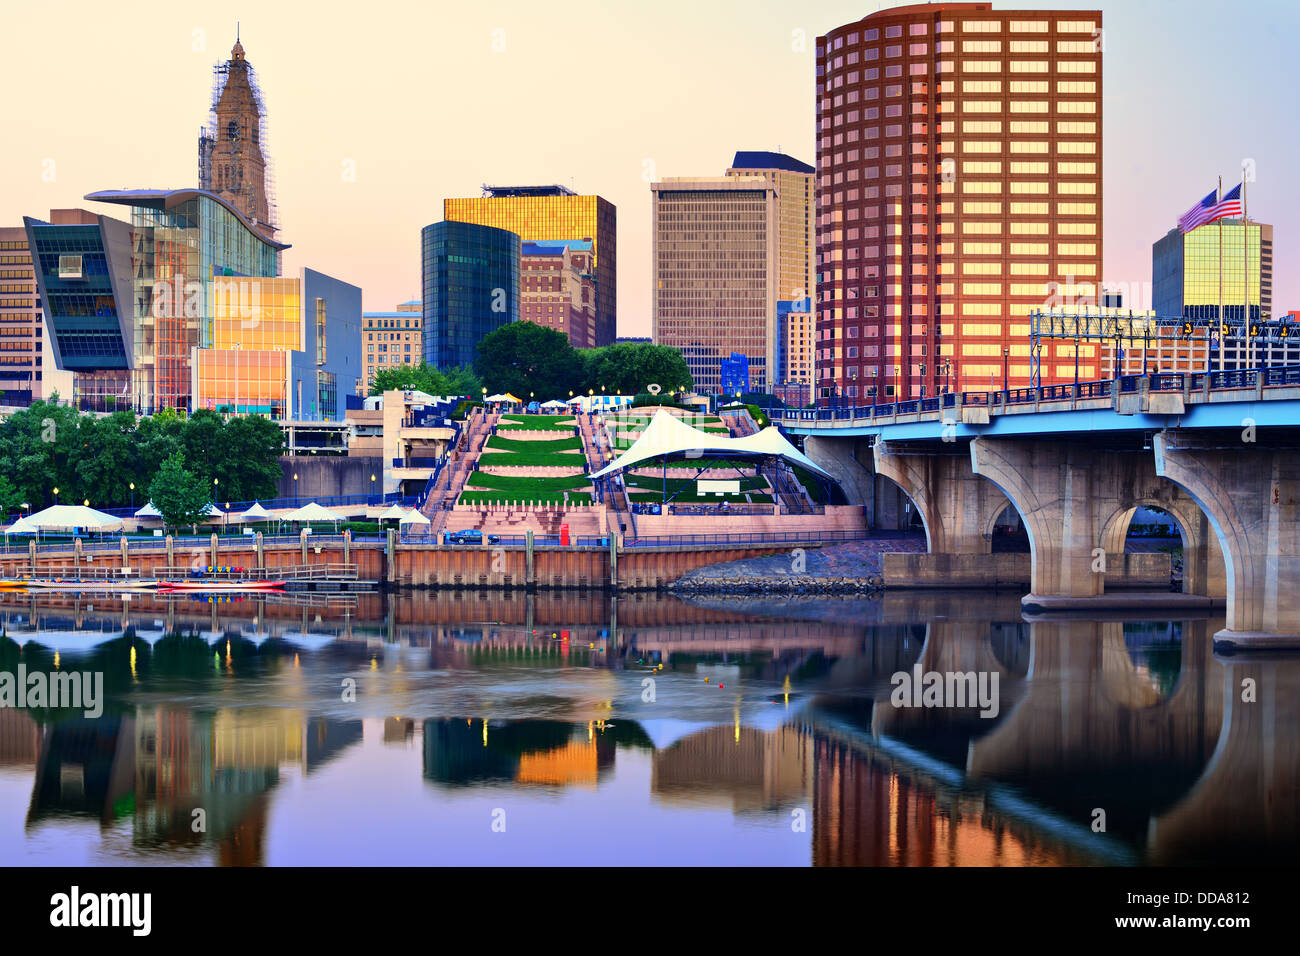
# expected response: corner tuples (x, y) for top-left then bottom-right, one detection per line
(157, 580), (287, 592)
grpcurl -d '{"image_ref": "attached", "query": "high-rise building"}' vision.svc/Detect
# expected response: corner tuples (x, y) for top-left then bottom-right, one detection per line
(25, 189), (358, 419)
(421, 220), (520, 370)
(776, 297), (815, 406)
(816, 3), (1103, 399)
(362, 303), (424, 390)
(0, 219), (73, 406)
(520, 241), (597, 349)
(198, 34), (278, 243)
(727, 152), (816, 306)
(444, 186), (616, 345)
(1153, 218), (1276, 371)
(652, 176), (779, 393)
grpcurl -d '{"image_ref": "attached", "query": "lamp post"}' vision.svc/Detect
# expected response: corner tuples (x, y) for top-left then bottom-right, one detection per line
(370, 473), (376, 505)
(293, 472), (299, 501)
(1002, 347), (1009, 392)
(52, 486), (58, 506)
(129, 482), (135, 512)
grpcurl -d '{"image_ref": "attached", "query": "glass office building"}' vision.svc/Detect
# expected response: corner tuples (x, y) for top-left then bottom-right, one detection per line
(421, 220), (520, 370)
(444, 187), (615, 345)
(27, 189), (359, 419)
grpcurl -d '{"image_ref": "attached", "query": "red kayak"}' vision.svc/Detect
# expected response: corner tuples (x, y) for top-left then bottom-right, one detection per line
(158, 580), (287, 592)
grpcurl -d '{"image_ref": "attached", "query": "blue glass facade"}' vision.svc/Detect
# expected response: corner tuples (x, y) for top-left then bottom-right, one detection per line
(421, 220), (519, 369)
(24, 215), (135, 371)
(292, 268), (362, 420)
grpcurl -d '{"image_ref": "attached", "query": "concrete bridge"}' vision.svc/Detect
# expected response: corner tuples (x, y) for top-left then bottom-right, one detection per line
(780, 366), (1300, 650)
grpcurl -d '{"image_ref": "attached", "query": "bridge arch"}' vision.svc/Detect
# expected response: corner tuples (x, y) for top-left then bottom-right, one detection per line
(1097, 498), (1226, 598)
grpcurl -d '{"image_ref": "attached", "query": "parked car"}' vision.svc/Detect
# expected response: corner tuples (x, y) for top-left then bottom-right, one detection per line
(446, 529), (500, 545)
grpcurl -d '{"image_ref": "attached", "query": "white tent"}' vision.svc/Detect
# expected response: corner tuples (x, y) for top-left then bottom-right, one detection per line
(8, 504), (124, 533)
(399, 509), (431, 525)
(205, 503), (224, 517)
(590, 409), (835, 481)
(240, 501), (272, 521)
(134, 501), (162, 519)
(378, 503), (408, 521)
(281, 501), (345, 523)
(539, 399), (568, 410)
(485, 392), (522, 404)
(6, 515), (36, 534)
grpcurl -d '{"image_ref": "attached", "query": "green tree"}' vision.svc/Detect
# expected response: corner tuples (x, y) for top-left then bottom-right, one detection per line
(474, 322), (583, 400)
(369, 362), (482, 398)
(579, 342), (692, 395)
(0, 475), (24, 517)
(148, 452), (213, 532)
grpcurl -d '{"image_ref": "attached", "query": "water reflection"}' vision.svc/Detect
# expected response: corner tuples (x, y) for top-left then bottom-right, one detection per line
(0, 589), (1295, 866)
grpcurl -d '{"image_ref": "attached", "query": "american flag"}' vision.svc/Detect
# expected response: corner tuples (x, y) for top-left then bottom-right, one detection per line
(1179, 183), (1244, 233)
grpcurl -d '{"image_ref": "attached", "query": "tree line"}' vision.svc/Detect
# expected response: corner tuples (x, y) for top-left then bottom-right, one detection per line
(369, 325), (693, 403)
(0, 402), (285, 518)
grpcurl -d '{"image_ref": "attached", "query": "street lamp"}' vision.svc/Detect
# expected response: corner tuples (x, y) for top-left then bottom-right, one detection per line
(293, 472), (299, 500)
(1002, 347), (1010, 392)
(129, 482), (135, 512)
(370, 473), (376, 505)
(52, 486), (58, 505)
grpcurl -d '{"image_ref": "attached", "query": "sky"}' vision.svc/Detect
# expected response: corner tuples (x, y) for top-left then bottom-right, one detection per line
(3, 0), (1297, 335)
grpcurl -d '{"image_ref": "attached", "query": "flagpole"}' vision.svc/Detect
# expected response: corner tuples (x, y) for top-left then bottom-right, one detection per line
(1217, 176), (1223, 373)
(1243, 174), (1252, 369)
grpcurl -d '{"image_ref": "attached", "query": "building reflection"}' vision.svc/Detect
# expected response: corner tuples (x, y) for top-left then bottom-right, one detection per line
(422, 718), (620, 789)
(25, 706), (361, 865)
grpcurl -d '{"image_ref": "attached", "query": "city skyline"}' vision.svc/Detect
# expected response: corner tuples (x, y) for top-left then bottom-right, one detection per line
(2, 0), (1296, 337)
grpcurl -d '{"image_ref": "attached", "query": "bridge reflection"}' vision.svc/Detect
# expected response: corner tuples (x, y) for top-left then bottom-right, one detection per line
(0, 590), (1295, 865)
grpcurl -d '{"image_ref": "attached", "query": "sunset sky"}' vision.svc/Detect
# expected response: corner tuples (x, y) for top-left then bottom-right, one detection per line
(4, 0), (1296, 334)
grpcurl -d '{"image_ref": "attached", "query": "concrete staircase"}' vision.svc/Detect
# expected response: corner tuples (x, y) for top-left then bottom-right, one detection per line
(423, 408), (499, 534)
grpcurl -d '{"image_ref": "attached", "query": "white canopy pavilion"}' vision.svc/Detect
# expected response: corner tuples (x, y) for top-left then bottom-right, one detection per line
(590, 409), (835, 482)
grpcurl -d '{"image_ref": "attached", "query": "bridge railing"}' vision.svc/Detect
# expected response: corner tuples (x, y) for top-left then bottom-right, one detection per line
(773, 363), (1300, 426)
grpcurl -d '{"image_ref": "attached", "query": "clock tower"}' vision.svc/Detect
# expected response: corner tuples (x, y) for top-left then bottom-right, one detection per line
(198, 32), (277, 241)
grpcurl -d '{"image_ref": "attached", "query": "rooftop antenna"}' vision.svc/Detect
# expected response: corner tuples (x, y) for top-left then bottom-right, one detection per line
(237, 21), (240, 42)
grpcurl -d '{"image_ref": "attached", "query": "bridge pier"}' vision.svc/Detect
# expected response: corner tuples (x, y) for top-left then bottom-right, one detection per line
(873, 441), (1011, 586)
(804, 435), (908, 528)
(1155, 432), (1300, 648)
(970, 437), (1206, 608)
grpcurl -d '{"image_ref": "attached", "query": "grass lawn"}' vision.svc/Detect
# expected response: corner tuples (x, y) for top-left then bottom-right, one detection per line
(465, 471), (592, 493)
(624, 474), (768, 494)
(479, 433), (588, 467)
(459, 490), (593, 506)
(498, 414), (574, 431)
(486, 435), (582, 453)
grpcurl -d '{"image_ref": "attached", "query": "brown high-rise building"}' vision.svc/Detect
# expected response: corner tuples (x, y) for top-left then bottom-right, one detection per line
(816, 3), (1102, 400)
(199, 33), (278, 242)
(520, 241), (598, 349)
(1, 213), (81, 406)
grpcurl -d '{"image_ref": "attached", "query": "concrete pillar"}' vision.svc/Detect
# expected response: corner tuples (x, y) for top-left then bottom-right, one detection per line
(343, 529), (351, 566)
(971, 437), (1202, 606)
(609, 532), (618, 589)
(166, 535), (174, 573)
(386, 528), (396, 584)
(120, 535), (129, 571)
(1155, 431), (1300, 645)
(74, 537), (82, 577)
(256, 532), (265, 571)
(28, 539), (36, 576)
(210, 533), (219, 569)
(874, 441), (1008, 554)
(525, 530), (535, 588)
(300, 528), (309, 565)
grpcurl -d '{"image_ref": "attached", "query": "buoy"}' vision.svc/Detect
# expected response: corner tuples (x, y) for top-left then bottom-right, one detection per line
(704, 677), (709, 682)
(719, 683), (724, 689)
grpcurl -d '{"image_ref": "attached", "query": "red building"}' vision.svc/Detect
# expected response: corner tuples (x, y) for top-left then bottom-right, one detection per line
(816, 3), (1103, 401)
